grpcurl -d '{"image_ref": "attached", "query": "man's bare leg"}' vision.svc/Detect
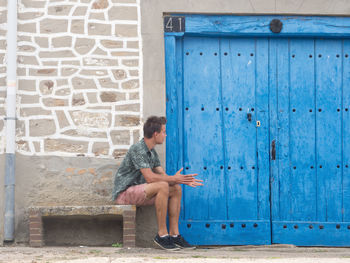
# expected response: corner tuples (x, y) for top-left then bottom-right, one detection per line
(168, 185), (182, 236)
(145, 182), (169, 236)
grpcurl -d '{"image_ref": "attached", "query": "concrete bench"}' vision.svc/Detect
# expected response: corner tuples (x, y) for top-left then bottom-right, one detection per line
(28, 205), (136, 247)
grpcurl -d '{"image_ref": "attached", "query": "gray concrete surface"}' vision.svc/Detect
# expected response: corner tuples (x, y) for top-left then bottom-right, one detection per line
(0, 154), (4, 246)
(1, 245), (350, 263)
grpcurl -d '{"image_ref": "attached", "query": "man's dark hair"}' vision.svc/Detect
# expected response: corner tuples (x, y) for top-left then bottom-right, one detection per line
(143, 116), (167, 139)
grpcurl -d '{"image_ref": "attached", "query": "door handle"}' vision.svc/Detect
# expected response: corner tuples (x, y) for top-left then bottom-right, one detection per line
(271, 140), (276, 160)
(247, 113), (252, 122)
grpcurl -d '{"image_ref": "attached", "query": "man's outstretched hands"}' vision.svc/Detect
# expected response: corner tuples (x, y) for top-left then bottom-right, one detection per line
(173, 168), (203, 187)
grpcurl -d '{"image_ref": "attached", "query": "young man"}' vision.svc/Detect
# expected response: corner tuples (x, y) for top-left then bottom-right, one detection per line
(112, 116), (203, 251)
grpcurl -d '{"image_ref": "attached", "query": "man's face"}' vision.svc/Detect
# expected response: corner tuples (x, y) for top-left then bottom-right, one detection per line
(154, 125), (166, 144)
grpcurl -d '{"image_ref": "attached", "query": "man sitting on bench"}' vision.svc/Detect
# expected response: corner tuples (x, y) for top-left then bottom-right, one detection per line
(112, 116), (203, 251)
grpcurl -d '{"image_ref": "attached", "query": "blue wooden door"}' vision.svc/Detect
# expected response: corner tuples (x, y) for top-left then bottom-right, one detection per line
(173, 36), (271, 245)
(270, 38), (350, 246)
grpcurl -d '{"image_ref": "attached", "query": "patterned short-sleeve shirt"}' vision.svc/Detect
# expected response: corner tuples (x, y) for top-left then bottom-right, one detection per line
(112, 138), (161, 200)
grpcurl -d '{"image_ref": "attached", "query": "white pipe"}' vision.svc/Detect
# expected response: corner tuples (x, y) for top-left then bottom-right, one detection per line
(4, 0), (17, 242)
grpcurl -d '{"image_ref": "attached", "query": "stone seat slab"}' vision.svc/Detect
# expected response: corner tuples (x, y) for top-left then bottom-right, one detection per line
(28, 205), (136, 248)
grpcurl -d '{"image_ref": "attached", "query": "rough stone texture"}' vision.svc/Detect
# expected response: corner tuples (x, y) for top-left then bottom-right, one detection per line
(100, 92), (125, 102)
(92, 0), (108, 9)
(52, 36), (72, 48)
(48, 5), (73, 16)
(19, 79), (36, 91)
(122, 79), (139, 90)
(115, 24), (138, 37)
(71, 19), (85, 34)
(45, 139), (88, 153)
(40, 19), (68, 33)
(100, 40), (123, 48)
(114, 115), (140, 127)
(99, 78), (120, 89)
(42, 98), (69, 107)
(74, 38), (95, 55)
(108, 6), (137, 20)
(21, 107), (52, 117)
(115, 103), (140, 112)
(72, 77), (97, 90)
(92, 142), (109, 156)
(39, 80), (54, 95)
(113, 69), (127, 80)
(70, 111), (111, 129)
(72, 93), (85, 106)
(56, 111), (70, 129)
(110, 130), (130, 145)
(72, 6), (87, 16)
(34, 37), (49, 48)
(88, 23), (111, 36)
(30, 119), (56, 136)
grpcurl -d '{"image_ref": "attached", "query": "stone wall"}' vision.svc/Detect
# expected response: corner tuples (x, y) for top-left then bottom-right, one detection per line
(0, 0), (142, 158)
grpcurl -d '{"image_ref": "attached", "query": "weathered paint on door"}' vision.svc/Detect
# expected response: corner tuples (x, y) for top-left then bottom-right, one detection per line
(165, 15), (350, 246)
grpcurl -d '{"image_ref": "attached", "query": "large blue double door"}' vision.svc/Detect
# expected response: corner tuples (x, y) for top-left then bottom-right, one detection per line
(166, 36), (350, 246)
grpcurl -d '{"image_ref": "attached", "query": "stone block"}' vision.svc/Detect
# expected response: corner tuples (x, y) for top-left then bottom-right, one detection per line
(42, 61), (58, 66)
(88, 23), (111, 36)
(93, 47), (108, 55)
(122, 59), (138, 67)
(57, 79), (69, 86)
(35, 37), (49, 48)
(63, 129), (107, 138)
(83, 57), (118, 67)
(121, 79), (139, 90)
(72, 93), (85, 106)
(20, 94), (40, 104)
(80, 69), (108, 76)
(48, 5), (73, 16)
(98, 78), (119, 89)
(62, 60), (81, 66)
(86, 92), (98, 103)
(92, 0), (108, 9)
(18, 79), (36, 91)
(17, 55), (39, 65)
(18, 12), (44, 20)
(16, 120), (26, 137)
(71, 20), (85, 34)
(114, 115), (140, 127)
(113, 69), (127, 80)
(129, 92), (139, 100)
(108, 6), (137, 20)
(52, 36), (72, 48)
(21, 0), (46, 8)
(55, 88), (71, 96)
(111, 51), (138, 57)
(30, 119), (56, 136)
(72, 6), (87, 16)
(61, 68), (79, 76)
(111, 0), (136, 2)
(18, 35), (31, 42)
(92, 142), (109, 156)
(55, 110), (70, 129)
(70, 111), (111, 129)
(89, 13), (105, 20)
(115, 103), (140, 112)
(110, 130), (130, 145)
(133, 129), (140, 143)
(72, 77), (97, 90)
(115, 24), (137, 37)
(45, 139), (88, 153)
(42, 98), (68, 107)
(100, 92), (125, 102)
(39, 50), (75, 58)
(112, 149), (128, 159)
(18, 23), (36, 33)
(17, 67), (27, 76)
(29, 68), (57, 76)
(127, 41), (139, 49)
(18, 44), (36, 52)
(74, 38), (95, 55)
(20, 107), (51, 117)
(129, 70), (138, 77)
(39, 80), (54, 95)
(100, 40), (123, 48)
(40, 19), (68, 33)
(0, 119), (3, 132)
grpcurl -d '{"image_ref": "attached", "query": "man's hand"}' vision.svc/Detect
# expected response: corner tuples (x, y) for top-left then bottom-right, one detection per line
(173, 168), (203, 187)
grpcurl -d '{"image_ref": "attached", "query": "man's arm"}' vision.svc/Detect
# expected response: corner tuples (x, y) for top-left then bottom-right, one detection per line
(141, 167), (203, 187)
(153, 166), (176, 185)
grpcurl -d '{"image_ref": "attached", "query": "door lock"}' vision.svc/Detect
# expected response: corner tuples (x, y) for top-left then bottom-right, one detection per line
(247, 113), (252, 122)
(256, 121), (261, 127)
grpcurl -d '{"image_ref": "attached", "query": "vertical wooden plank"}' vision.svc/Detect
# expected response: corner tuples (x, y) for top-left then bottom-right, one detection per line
(221, 38), (258, 220)
(269, 38), (279, 223)
(165, 36), (178, 177)
(288, 38), (317, 221)
(343, 40), (350, 222)
(315, 39), (343, 222)
(255, 38), (270, 221)
(275, 38), (291, 222)
(183, 37), (225, 220)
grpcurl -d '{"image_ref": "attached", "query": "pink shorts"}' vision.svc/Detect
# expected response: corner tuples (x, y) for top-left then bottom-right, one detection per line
(115, 184), (155, 206)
